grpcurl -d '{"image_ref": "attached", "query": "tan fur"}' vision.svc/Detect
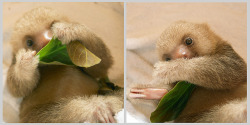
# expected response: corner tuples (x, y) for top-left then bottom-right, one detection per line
(20, 89), (123, 123)
(197, 98), (247, 123)
(10, 7), (69, 54)
(7, 7), (123, 123)
(128, 21), (247, 123)
(51, 22), (113, 78)
(7, 49), (40, 97)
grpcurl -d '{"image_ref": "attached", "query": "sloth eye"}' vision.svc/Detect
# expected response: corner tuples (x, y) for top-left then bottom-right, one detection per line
(166, 58), (171, 61)
(26, 39), (34, 47)
(185, 38), (193, 45)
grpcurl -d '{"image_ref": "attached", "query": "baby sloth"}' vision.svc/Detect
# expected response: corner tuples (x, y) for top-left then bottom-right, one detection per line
(7, 7), (123, 123)
(128, 21), (247, 123)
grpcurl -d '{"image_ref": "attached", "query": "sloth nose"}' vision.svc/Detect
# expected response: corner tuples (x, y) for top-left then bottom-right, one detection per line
(175, 53), (188, 59)
(44, 30), (53, 41)
(41, 30), (53, 47)
(173, 45), (194, 59)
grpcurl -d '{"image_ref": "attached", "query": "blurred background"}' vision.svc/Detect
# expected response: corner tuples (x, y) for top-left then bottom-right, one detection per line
(3, 2), (124, 123)
(126, 3), (247, 123)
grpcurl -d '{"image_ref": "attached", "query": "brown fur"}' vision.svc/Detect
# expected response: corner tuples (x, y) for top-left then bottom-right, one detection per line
(127, 21), (247, 123)
(7, 7), (123, 123)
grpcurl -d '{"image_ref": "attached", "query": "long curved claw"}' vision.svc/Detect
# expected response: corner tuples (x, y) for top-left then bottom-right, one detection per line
(129, 88), (168, 100)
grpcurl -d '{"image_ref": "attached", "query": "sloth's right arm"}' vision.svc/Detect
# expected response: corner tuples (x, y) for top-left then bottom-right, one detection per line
(7, 49), (40, 97)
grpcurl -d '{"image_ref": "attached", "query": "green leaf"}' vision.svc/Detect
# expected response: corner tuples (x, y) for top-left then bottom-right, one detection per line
(36, 37), (101, 68)
(150, 81), (196, 123)
(36, 37), (74, 65)
(67, 41), (101, 68)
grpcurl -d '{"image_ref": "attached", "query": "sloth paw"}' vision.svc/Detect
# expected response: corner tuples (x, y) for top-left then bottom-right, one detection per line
(15, 49), (39, 77)
(153, 61), (168, 77)
(51, 22), (81, 45)
(93, 103), (116, 123)
(152, 61), (179, 84)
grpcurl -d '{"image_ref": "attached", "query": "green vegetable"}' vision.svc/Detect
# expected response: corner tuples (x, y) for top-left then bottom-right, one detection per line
(36, 37), (101, 67)
(150, 81), (196, 123)
(36, 37), (74, 65)
(67, 40), (101, 68)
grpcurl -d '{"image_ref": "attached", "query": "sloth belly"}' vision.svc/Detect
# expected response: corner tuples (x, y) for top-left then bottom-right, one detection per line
(20, 65), (99, 112)
(175, 83), (247, 122)
(38, 65), (99, 97)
